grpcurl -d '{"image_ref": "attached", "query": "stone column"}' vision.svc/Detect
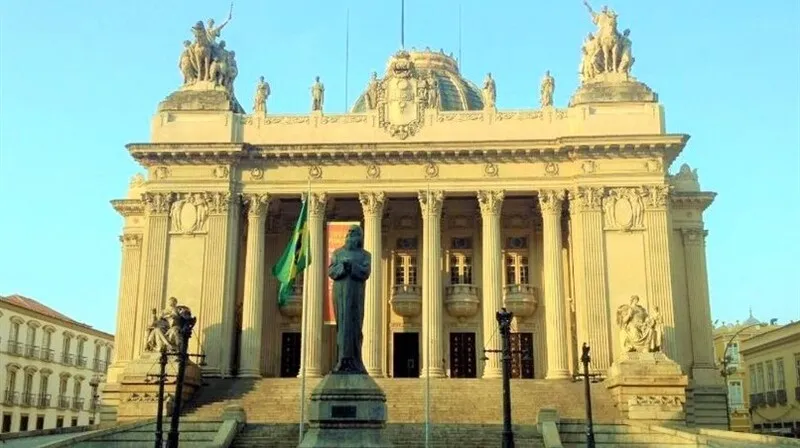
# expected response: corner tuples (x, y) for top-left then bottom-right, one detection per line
(239, 194), (271, 378)
(300, 193), (327, 378)
(569, 187), (612, 371)
(681, 226), (715, 369)
(539, 190), (570, 379)
(478, 190), (505, 379)
(418, 190), (446, 378)
(134, 193), (172, 358)
(643, 186), (678, 360)
(359, 192), (387, 377)
(199, 192), (240, 377)
(113, 234), (143, 365)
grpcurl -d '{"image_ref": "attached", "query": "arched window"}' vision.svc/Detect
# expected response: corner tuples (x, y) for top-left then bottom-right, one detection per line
(8, 316), (24, 355)
(62, 331), (74, 365)
(3, 363), (21, 405)
(25, 321), (41, 359)
(21, 366), (37, 406)
(38, 368), (52, 408)
(76, 336), (88, 368)
(72, 376), (84, 411)
(58, 373), (71, 409)
(41, 326), (56, 362)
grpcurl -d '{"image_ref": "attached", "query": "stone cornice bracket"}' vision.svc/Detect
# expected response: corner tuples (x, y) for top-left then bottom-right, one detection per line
(358, 192), (387, 217)
(141, 192), (173, 215)
(477, 190), (505, 216)
(205, 191), (234, 215)
(568, 186), (603, 213)
(126, 142), (248, 167)
(537, 189), (566, 215)
(642, 185), (671, 210)
(111, 199), (145, 217)
(119, 234), (143, 248)
(243, 193), (271, 218)
(680, 227), (708, 246)
(303, 192), (328, 217)
(418, 190), (445, 217)
(671, 191), (717, 211)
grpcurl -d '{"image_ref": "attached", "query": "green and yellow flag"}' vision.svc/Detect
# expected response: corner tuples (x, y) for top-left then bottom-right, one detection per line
(271, 197), (311, 306)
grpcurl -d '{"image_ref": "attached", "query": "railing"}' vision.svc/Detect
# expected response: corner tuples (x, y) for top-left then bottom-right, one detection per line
(6, 340), (23, 356)
(57, 395), (71, 409)
(24, 344), (40, 359)
(21, 392), (35, 406)
(36, 394), (51, 408)
(76, 356), (87, 368)
(72, 397), (84, 411)
(61, 353), (74, 365)
(3, 389), (19, 405)
(93, 359), (108, 372)
(40, 348), (55, 362)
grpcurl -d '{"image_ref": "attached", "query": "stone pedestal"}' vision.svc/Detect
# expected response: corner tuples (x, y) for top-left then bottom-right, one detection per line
(605, 352), (688, 424)
(157, 81), (245, 113)
(114, 352), (202, 422)
(299, 374), (391, 448)
(569, 73), (658, 106)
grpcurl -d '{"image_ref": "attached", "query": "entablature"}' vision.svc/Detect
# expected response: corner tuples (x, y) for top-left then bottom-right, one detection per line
(671, 192), (716, 211)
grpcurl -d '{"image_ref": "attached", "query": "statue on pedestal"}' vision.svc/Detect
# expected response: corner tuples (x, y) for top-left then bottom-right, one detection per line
(145, 297), (186, 353)
(178, 3), (239, 95)
(540, 70), (555, 107)
(482, 73), (496, 109)
(327, 226), (371, 374)
(253, 76), (270, 113)
(311, 76), (325, 112)
(616, 295), (663, 353)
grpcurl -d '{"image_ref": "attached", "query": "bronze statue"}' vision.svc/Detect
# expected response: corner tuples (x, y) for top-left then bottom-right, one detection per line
(327, 225), (372, 374)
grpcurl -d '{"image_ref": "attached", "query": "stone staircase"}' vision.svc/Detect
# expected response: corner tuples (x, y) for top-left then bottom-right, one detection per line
(183, 377), (620, 425)
(558, 419), (698, 447)
(70, 420), (223, 447)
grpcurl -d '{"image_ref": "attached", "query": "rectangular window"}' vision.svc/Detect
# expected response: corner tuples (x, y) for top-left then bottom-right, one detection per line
(70, 417), (78, 427)
(504, 253), (530, 285)
(728, 342), (740, 365)
(766, 360), (775, 392)
(756, 362), (765, 393)
(749, 364), (757, 393)
(776, 357), (785, 390)
(9, 322), (20, 342)
(55, 416), (63, 428)
(728, 380), (744, 410)
(393, 253), (418, 286)
(794, 353), (800, 386)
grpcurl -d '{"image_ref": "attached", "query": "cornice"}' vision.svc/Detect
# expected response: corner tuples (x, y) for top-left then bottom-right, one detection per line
(126, 134), (688, 168)
(111, 199), (145, 217)
(671, 191), (716, 211)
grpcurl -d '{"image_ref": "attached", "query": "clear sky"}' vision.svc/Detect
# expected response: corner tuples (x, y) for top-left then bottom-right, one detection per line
(0, 1), (798, 334)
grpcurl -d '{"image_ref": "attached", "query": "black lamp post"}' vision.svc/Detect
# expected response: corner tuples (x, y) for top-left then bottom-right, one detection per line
(482, 308), (517, 448)
(580, 343), (596, 448)
(148, 348), (169, 448)
(166, 307), (197, 448)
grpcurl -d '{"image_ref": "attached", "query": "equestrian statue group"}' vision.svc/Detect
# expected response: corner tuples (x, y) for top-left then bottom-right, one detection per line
(579, 0), (636, 84)
(179, 3), (239, 95)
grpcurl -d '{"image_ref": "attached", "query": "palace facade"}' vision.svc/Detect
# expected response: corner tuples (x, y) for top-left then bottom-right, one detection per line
(106, 5), (724, 426)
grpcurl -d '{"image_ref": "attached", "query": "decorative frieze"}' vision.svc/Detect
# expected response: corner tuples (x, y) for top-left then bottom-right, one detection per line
(477, 190), (505, 216)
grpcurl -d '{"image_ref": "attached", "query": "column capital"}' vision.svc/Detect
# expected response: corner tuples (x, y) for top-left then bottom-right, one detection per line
(243, 193), (271, 218)
(358, 192), (387, 217)
(302, 192), (328, 217)
(642, 185), (671, 210)
(681, 227), (708, 246)
(537, 189), (566, 215)
(119, 234), (143, 249)
(477, 190), (505, 216)
(418, 190), (445, 216)
(142, 192), (173, 215)
(568, 187), (603, 214)
(205, 192), (235, 215)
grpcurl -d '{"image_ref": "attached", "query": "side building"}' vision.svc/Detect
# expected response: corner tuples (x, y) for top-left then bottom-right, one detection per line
(0, 294), (114, 433)
(740, 320), (800, 438)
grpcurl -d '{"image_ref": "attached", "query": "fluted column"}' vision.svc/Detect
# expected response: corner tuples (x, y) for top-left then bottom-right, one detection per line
(682, 226), (714, 369)
(134, 193), (172, 358)
(359, 192), (387, 377)
(300, 193), (327, 377)
(642, 186), (678, 360)
(478, 190), (505, 378)
(419, 190), (446, 378)
(539, 190), (570, 379)
(113, 234), (143, 365)
(569, 187), (612, 371)
(239, 194), (271, 378)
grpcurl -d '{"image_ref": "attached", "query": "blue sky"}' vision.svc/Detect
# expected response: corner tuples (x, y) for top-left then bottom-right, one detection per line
(0, 1), (798, 334)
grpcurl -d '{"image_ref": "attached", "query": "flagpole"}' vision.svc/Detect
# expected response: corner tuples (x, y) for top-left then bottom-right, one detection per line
(298, 178), (312, 445)
(424, 181), (431, 448)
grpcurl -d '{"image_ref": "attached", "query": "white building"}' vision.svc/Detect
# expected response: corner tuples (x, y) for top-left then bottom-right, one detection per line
(0, 294), (114, 433)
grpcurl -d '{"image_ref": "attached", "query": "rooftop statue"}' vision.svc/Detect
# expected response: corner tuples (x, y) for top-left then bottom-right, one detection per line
(327, 226), (372, 374)
(580, 1), (635, 82)
(616, 295), (664, 353)
(364, 72), (380, 110)
(253, 76), (270, 114)
(540, 70), (555, 107)
(482, 73), (496, 109)
(311, 76), (325, 112)
(179, 3), (238, 95)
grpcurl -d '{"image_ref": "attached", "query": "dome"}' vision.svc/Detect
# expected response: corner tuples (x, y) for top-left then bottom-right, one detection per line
(351, 48), (484, 113)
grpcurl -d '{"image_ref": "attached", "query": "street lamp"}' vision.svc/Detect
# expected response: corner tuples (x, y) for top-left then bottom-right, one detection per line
(580, 344), (596, 448)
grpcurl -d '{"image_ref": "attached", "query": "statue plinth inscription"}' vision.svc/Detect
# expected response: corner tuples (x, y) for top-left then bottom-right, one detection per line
(299, 226), (391, 448)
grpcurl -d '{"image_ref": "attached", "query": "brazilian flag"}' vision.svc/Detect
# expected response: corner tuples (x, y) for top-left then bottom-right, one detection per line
(271, 197), (311, 306)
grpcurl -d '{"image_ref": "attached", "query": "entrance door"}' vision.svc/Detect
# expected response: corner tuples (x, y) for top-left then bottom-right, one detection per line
(392, 333), (419, 378)
(510, 332), (534, 379)
(279, 332), (301, 377)
(449, 332), (477, 378)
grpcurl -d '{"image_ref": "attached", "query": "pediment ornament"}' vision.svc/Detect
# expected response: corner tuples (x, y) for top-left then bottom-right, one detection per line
(375, 51), (428, 140)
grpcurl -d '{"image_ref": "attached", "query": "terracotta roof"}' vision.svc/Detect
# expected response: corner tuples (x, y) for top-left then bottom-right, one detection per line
(1, 294), (90, 329)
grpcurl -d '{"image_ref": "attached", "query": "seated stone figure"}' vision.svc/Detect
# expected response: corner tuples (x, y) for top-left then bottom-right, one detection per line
(145, 297), (183, 353)
(616, 295), (663, 353)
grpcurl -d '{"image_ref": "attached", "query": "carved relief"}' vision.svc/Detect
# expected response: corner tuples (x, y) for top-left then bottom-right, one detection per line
(484, 162), (499, 177)
(244, 193), (270, 218)
(423, 162), (439, 179)
(495, 111), (543, 121)
(581, 160), (597, 174)
(477, 190), (505, 216)
(119, 234), (143, 248)
(366, 164), (381, 179)
(568, 187), (603, 213)
(249, 167), (264, 180)
(142, 193), (173, 215)
(304, 192), (328, 217)
(152, 166), (170, 180)
(436, 112), (484, 122)
(628, 395), (683, 406)
(358, 192), (386, 216)
(264, 116), (310, 125)
(418, 190), (445, 216)
(616, 295), (664, 353)
(321, 115), (368, 124)
(644, 159), (662, 173)
(537, 190), (565, 214)
(212, 165), (229, 179)
(308, 165), (322, 179)
(544, 162), (559, 176)
(376, 51), (426, 140)
(170, 193), (210, 233)
(603, 188), (644, 231)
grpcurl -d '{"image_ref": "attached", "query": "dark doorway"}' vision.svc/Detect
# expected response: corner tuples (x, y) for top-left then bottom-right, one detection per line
(280, 332), (301, 377)
(35, 416), (44, 430)
(1, 414), (11, 432)
(510, 332), (534, 379)
(19, 415), (29, 431)
(392, 333), (419, 378)
(449, 332), (477, 378)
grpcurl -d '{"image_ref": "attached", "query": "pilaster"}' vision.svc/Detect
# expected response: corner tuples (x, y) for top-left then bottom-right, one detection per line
(133, 193), (172, 359)
(642, 185), (678, 361)
(477, 190), (505, 379)
(538, 189), (570, 379)
(109, 233), (143, 380)
(300, 192), (327, 378)
(239, 194), (270, 378)
(418, 190), (446, 378)
(569, 187), (612, 372)
(681, 226), (715, 373)
(359, 192), (387, 377)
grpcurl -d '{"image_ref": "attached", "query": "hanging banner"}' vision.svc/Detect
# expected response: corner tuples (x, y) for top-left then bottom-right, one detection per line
(324, 221), (361, 325)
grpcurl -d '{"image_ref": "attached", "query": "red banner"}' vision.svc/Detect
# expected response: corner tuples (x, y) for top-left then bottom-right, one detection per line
(324, 221), (361, 325)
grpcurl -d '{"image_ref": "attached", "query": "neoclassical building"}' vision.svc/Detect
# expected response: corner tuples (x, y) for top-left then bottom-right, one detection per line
(107, 5), (723, 424)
